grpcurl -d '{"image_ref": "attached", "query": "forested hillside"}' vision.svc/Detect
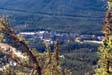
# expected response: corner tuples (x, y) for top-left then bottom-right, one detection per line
(0, 0), (106, 33)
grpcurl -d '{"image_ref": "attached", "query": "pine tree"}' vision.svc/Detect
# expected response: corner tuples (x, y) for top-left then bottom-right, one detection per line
(95, 1), (112, 75)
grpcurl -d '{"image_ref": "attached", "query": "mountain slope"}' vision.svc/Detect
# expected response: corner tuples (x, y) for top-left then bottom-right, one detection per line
(0, 0), (106, 33)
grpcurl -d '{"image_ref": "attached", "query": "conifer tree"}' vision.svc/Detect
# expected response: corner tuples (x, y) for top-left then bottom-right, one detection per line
(95, 1), (112, 75)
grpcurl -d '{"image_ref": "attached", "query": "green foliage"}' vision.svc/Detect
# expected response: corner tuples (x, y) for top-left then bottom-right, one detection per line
(108, 1), (112, 10)
(95, 36), (112, 75)
(0, 33), (4, 42)
(62, 49), (98, 75)
(2, 65), (16, 75)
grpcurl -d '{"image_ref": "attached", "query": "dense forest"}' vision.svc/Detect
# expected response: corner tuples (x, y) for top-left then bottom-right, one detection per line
(0, 0), (106, 33)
